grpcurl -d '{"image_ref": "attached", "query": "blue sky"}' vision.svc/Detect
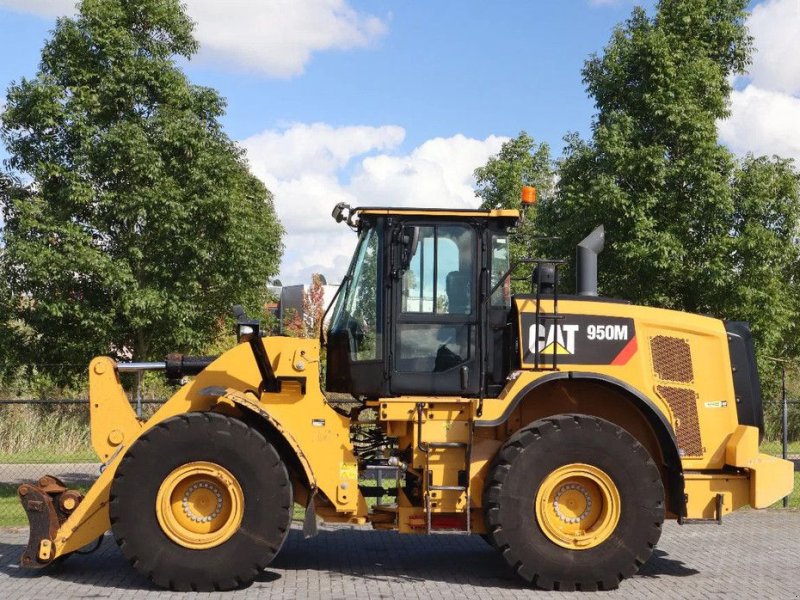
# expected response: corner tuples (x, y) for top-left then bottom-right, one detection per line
(1, 0), (798, 284)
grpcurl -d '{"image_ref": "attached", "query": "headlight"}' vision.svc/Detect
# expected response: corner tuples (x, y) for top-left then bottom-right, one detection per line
(237, 324), (255, 342)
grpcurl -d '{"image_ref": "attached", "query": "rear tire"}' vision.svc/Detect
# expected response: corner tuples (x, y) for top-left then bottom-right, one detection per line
(110, 412), (292, 591)
(483, 414), (664, 591)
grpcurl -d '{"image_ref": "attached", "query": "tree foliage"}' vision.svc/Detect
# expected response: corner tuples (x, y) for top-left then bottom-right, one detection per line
(725, 156), (800, 375)
(475, 0), (800, 394)
(537, 0), (800, 388)
(540, 0), (754, 311)
(474, 132), (554, 286)
(0, 0), (283, 372)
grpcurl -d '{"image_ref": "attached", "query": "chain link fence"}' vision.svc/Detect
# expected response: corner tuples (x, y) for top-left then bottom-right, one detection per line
(0, 397), (166, 527)
(0, 391), (797, 527)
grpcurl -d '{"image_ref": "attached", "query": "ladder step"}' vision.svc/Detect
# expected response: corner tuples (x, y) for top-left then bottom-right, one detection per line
(429, 485), (467, 491)
(426, 442), (468, 449)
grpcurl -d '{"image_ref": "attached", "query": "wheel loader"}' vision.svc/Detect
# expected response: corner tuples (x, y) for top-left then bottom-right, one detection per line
(17, 197), (794, 591)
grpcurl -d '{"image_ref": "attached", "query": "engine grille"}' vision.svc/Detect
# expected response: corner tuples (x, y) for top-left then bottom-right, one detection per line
(650, 335), (694, 383)
(650, 335), (702, 457)
(655, 385), (703, 457)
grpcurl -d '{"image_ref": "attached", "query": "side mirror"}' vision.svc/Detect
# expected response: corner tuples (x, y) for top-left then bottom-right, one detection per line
(331, 202), (350, 223)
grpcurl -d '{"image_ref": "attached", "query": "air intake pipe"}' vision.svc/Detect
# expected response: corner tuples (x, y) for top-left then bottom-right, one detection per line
(576, 225), (605, 296)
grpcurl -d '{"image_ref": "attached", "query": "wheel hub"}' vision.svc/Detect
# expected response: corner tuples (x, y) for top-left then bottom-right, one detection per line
(535, 463), (620, 550)
(181, 481), (224, 523)
(156, 461), (244, 550)
(553, 483), (593, 524)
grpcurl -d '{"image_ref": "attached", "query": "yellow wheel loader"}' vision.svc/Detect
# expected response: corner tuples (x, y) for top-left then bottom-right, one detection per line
(18, 200), (794, 591)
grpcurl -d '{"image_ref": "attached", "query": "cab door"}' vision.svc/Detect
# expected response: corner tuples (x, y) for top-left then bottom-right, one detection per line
(390, 222), (480, 396)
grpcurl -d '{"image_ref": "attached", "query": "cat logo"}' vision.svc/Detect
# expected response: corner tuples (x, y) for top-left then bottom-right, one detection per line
(521, 314), (637, 366)
(530, 323), (579, 355)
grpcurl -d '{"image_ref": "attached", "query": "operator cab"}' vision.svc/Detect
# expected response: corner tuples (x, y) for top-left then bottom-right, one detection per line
(326, 205), (519, 399)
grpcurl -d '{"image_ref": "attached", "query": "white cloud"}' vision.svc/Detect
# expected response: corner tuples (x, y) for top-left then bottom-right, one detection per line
(350, 135), (508, 209)
(719, 85), (800, 162)
(244, 123), (404, 181)
(747, 0), (800, 95)
(241, 124), (507, 284)
(188, 0), (387, 77)
(0, 0), (75, 18)
(719, 0), (800, 162)
(0, 0), (387, 78)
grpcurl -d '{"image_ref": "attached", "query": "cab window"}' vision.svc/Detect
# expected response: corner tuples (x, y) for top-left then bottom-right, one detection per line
(329, 227), (381, 361)
(401, 225), (474, 315)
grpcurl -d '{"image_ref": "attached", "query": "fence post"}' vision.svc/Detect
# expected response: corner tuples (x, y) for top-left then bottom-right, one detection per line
(136, 371), (143, 419)
(782, 363), (789, 508)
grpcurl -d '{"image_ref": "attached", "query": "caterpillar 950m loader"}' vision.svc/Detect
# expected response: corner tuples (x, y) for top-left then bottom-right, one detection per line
(18, 199), (794, 591)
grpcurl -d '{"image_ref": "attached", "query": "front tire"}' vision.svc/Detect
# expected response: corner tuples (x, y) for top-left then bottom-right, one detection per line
(110, 412), (292, 591)
(483, 414), (664, 591)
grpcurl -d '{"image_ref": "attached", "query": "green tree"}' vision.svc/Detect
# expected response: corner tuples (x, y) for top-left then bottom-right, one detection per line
(473, 1), (800, 397)
(0, 173), (19, 379)
(725, 156), (800, 373)
(474, 132), (554, 286)
(540, 0), (753, 311)
(0, 0), (283, 374)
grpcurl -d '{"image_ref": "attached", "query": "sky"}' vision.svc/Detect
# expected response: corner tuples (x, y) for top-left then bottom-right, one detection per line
(0, 0), (799, 285)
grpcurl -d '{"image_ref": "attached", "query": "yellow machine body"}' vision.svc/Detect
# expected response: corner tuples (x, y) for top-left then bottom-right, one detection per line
(49, 338), (362, 558)
(16, 205), (793, 590)
(42, 296), (792, 560)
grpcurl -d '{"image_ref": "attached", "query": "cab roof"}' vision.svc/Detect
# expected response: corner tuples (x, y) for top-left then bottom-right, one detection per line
(355, 207), (520, 219)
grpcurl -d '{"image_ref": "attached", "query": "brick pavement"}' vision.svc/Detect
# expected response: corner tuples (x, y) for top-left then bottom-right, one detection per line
(1, 510), (798, 599)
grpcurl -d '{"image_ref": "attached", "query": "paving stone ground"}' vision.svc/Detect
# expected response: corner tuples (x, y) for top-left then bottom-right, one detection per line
(1, 510), (799, 599)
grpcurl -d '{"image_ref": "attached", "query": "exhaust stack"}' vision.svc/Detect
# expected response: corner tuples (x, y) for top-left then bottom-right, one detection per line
(576, 225), (605, 296)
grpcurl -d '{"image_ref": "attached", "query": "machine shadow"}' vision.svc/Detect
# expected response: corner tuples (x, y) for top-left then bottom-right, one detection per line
(273, 527), (701, 589)
(0, 527), (699, 592)
(0, 533), (280, 592)
(637, 549), (700, 579)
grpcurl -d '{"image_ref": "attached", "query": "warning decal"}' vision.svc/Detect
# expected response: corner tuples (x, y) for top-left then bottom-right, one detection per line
(520, 313), (637, 366)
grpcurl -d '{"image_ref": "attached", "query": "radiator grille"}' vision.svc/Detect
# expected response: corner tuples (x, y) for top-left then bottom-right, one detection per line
(650, 335), (694, 383)
(656, 385), (703, 457)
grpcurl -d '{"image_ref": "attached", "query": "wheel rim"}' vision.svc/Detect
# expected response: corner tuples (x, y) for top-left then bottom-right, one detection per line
(535, 463), (620, 550)
(156, 461), (244, 550)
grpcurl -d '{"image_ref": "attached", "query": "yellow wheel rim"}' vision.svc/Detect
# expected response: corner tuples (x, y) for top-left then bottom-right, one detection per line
(155, 461), (244, 550)
(535, 463), (620, 550)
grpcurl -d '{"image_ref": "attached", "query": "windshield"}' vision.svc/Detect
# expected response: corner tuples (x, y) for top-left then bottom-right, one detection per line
(329, 226), (381, 361)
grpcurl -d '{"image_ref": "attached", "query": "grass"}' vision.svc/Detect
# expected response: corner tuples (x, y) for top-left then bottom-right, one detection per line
(0, 483), (26, 528)
(0, 449), (97, 464)
(1, 483), (91, 527)
(770, 472), (800, 509)
(760, 439), (800, 456)
(0, 403), (92, 463)
(0, 398), (169, 465)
